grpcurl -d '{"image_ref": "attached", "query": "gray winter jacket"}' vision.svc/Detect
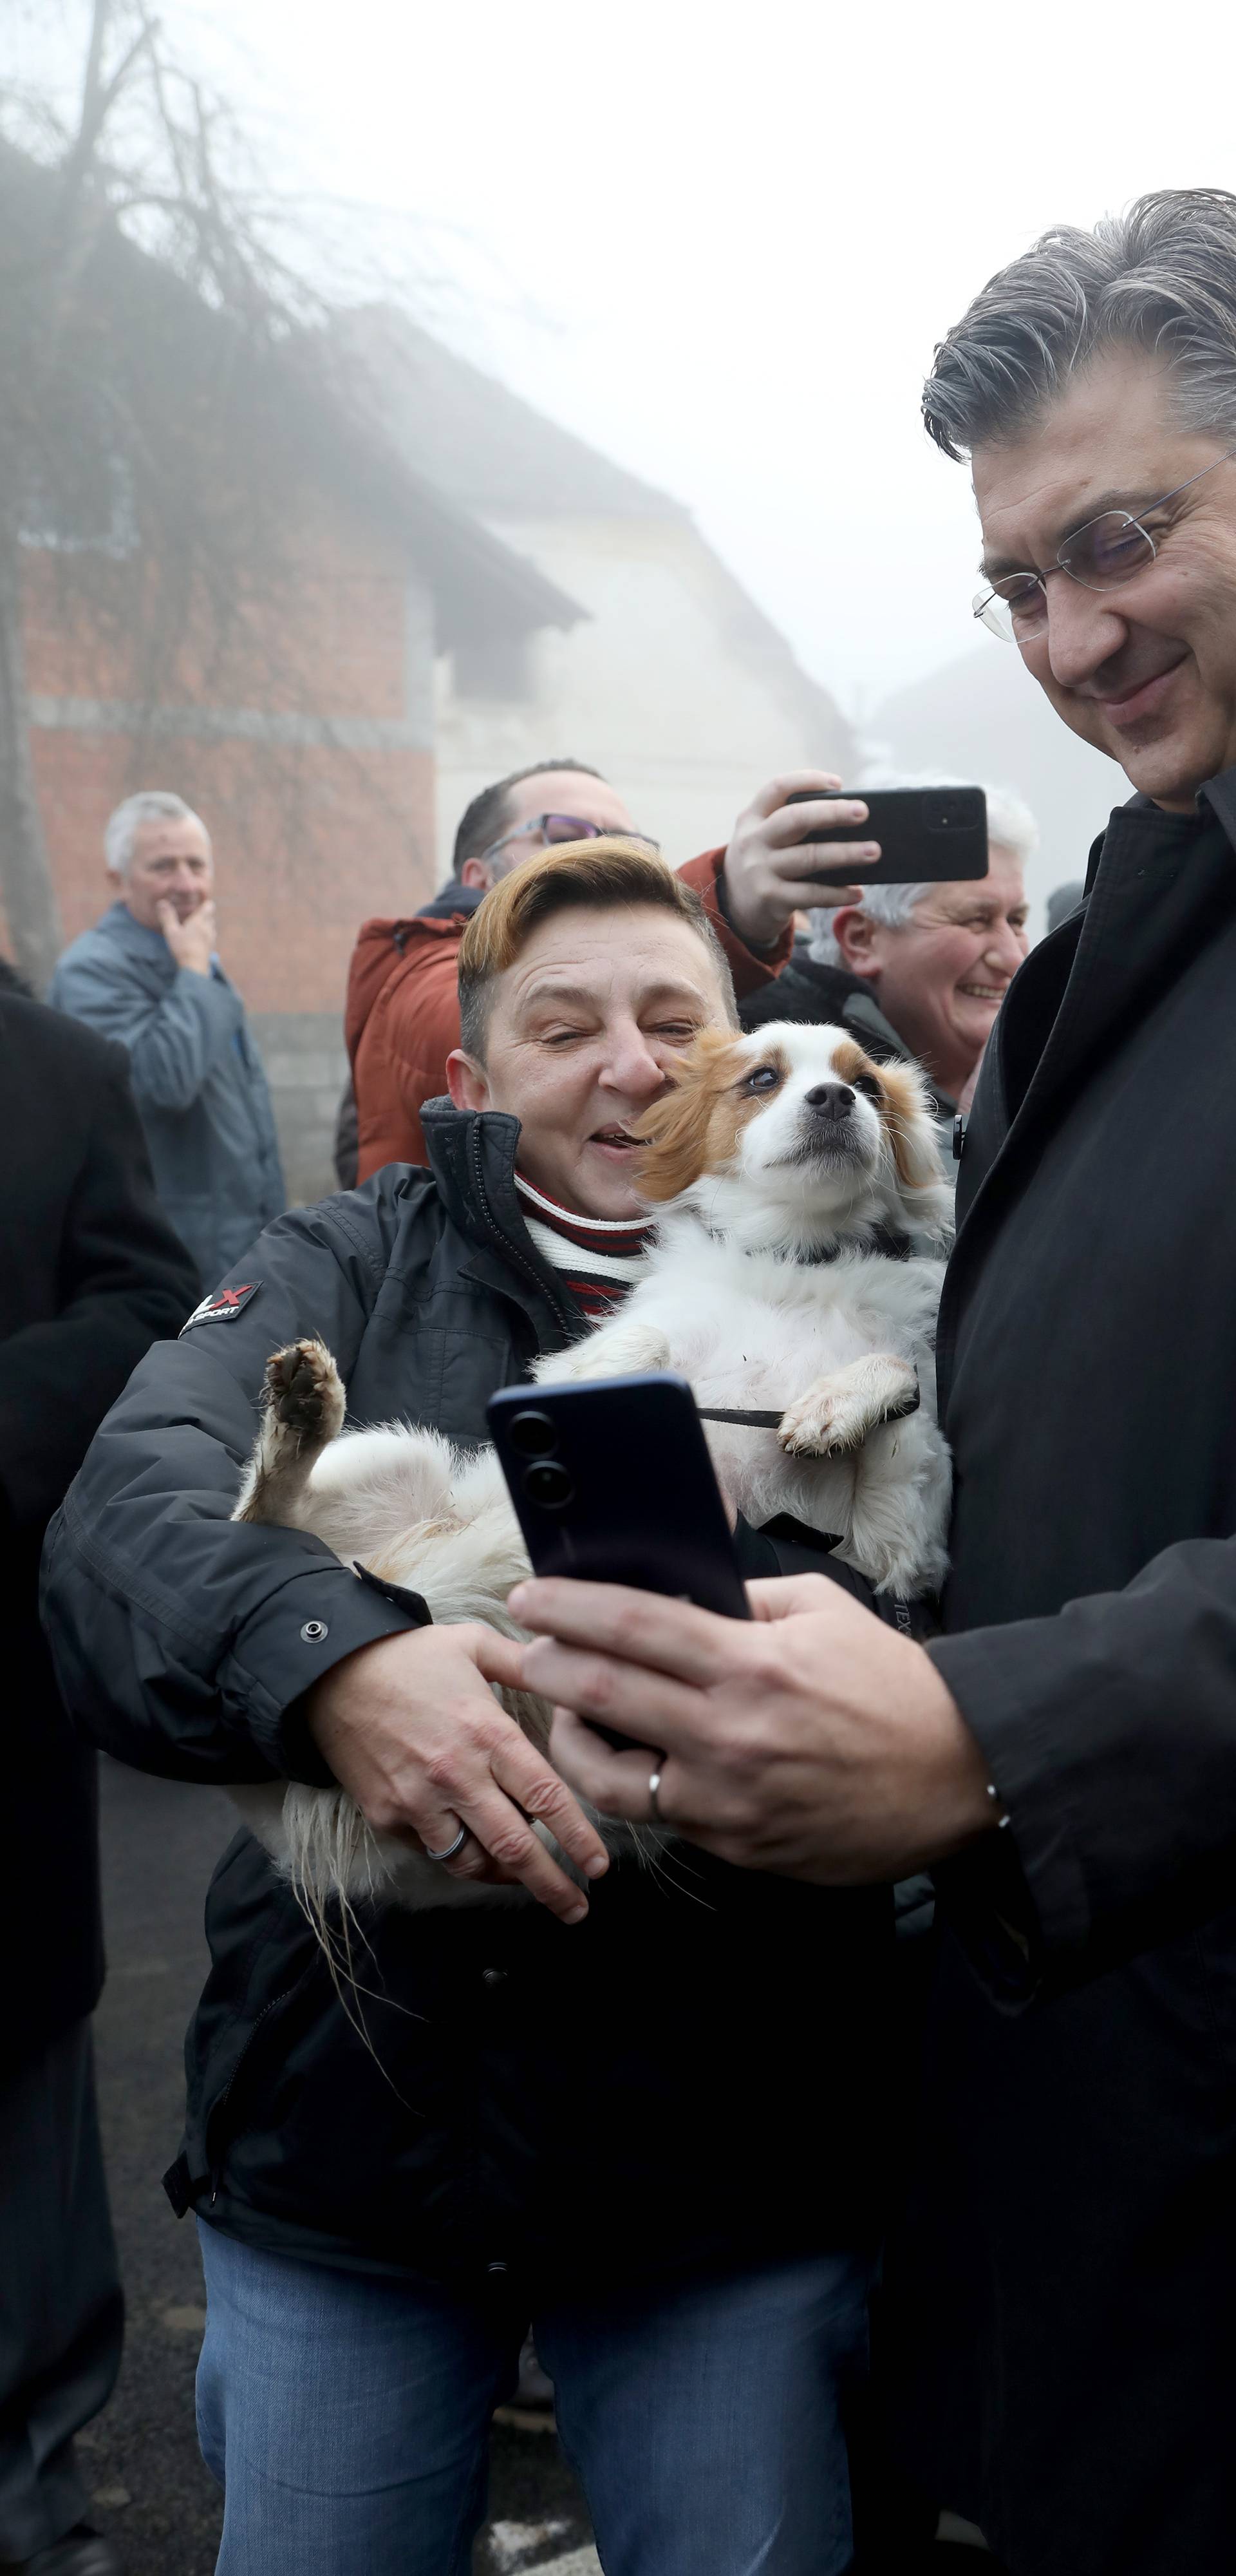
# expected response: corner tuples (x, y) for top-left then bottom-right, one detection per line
(50, 904), (285, 1291)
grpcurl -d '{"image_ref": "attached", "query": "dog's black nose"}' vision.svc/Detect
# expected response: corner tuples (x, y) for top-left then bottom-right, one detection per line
(804, 1082), (856, 1121)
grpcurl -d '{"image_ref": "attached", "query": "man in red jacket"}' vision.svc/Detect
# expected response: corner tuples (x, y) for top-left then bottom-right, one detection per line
(346, 757), (876, 1177)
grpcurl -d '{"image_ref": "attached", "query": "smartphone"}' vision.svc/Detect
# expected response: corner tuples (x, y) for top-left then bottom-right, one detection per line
(785, 784), (989, 884)
(487, 1372), (750, 1622)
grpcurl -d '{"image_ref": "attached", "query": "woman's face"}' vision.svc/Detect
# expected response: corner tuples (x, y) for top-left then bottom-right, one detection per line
(447, 905), (733, 1217)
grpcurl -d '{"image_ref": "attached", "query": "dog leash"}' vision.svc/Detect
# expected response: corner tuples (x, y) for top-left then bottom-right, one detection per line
(697, 1387), (920, 1430)
(696, 1406), (784, 1428)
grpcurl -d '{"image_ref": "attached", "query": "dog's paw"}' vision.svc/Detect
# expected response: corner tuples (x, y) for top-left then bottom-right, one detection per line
(538, 1328), (673, 1387)
(778, 1357), (917, 1459)
(262, 1339), (346, 1446)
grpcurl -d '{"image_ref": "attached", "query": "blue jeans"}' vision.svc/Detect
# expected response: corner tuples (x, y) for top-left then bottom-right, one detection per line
(196, 2220), (872, 2575)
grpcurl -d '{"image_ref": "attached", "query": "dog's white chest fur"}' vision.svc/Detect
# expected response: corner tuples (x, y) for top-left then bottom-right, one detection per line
(539, 1214), (950, 1594)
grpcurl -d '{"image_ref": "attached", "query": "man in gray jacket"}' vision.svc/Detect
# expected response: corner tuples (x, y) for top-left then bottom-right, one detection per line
(50, 793), (284, 1291)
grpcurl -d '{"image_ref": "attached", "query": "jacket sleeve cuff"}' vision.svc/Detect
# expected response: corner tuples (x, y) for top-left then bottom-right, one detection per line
(927, 1623), (1092, 1958)
(678, 849), (794, 993)
(222, 1559), (431, 1785)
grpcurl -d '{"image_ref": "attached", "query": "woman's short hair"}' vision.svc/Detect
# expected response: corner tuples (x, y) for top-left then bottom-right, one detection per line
(457, 837), (738, 1057)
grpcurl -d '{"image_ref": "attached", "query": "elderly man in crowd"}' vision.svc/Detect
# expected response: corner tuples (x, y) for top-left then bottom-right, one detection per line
(742, 779), (1035, 1137)
(516, 188), (1236, 2576)
(346, 757), (875, 1175)
(44, 838), (897, 2576)
(50, 792), (283, 1293)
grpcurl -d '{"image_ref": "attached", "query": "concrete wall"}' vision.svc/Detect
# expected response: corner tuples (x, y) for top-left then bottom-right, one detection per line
(250, 1010), (351, 1206)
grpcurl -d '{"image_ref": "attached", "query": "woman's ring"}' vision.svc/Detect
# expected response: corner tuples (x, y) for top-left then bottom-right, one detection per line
(648, 1764), (665, 1823)
(424, 1822), (468, 1863)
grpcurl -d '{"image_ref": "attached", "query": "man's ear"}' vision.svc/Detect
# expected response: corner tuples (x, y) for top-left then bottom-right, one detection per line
(458, 856), (491, 891)
(447, 1048), (489, 1112)
(830, 906), (881, 982)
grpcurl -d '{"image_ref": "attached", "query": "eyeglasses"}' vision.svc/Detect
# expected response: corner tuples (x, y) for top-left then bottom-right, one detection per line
(480, 812), (662, 865)
(972, 451), (1236, 641)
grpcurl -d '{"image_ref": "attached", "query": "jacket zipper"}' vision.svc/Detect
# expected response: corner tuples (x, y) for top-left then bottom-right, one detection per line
(466, 1121), (576, 1345)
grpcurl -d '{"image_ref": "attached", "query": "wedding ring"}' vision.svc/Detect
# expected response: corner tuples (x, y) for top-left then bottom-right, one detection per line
(648, 1765), (665, 1823)
(424, 1822), (468, 1863)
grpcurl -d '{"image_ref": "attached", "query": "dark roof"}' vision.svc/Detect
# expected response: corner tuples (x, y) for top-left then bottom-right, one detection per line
(329, 308), (688, 522)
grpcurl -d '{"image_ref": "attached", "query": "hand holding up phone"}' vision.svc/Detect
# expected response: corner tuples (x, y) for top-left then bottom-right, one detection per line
(720, 772), (876, 947)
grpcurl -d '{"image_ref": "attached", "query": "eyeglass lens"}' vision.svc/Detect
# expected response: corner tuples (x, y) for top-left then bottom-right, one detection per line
(1058, 511), (1156, 587)
(541, 814), (604, 842)
(977, 509), (1158, 638)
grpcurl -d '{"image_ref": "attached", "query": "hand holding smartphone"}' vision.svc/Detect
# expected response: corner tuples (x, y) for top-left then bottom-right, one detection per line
(785, 784), (989, 886)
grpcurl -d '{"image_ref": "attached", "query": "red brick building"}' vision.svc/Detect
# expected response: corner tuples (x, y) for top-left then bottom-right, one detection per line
(6, 156), (580, 1193)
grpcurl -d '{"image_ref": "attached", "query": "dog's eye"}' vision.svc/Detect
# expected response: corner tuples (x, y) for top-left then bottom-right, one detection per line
(743, 1065), (780, 1094)
(854, 1072), (883, 1103)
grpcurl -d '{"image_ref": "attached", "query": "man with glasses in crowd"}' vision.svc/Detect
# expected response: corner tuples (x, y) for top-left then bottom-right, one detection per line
(344, 758), (873, 1176)
(516, 189), (1236, 2573)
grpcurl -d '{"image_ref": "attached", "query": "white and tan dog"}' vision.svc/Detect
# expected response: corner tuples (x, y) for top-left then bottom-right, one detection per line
(230, 1023), (953, 1915)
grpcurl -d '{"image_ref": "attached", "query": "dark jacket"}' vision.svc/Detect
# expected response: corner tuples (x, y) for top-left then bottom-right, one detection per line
(346, 852), (794, 1179)
(740, 943), (958, 1151)
(892, 768), (1236, 2574)
(1, 996), (200, 2070)
(50, 902), (285, 1292)
(42, 1101), (894, 2292)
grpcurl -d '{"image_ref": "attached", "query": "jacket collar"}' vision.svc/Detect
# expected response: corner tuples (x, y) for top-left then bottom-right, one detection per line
(958, 764), (1236, 1249)
(419, 1097), (580, 1347)
(100, 900), (172, 953)
(97, 900), (224, 981)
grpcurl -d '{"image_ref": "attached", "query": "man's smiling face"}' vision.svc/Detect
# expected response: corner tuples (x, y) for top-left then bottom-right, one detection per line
(447, 905), (733, 1217)
(973, 345), (1236, 809)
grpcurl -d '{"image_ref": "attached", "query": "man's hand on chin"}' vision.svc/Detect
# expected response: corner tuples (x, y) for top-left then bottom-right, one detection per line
(509, 1571), (995, 1884)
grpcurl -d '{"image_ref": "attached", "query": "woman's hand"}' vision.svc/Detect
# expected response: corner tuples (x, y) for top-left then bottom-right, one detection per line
(304, 1622), (610, 1922)
(509, 1573), (993, 1884)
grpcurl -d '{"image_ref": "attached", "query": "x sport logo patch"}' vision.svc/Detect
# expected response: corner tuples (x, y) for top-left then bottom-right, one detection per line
(181, 1280), (263, 1332)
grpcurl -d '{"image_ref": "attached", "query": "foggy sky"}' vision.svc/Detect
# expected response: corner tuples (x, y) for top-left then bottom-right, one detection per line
(19, 0), (1236, 717)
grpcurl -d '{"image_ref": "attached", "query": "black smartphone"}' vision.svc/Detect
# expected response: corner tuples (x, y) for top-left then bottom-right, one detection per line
(487, 1372), (751, 1622)
(785, 784), (989, 884)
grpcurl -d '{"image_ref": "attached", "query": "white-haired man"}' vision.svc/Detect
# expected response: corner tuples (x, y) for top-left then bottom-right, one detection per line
(50, 792), (284, 1290)
(740, 779), (1035, 1137)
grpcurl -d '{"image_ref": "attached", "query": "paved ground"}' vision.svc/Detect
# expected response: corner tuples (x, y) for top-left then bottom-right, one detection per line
(89, 1757), (595, 2575)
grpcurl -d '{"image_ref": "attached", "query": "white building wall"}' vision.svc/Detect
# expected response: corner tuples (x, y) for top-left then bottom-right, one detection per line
(433, 515), (854, 876)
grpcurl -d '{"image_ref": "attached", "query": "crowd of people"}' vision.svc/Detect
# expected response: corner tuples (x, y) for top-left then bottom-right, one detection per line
(6, 180), (1236, 2576)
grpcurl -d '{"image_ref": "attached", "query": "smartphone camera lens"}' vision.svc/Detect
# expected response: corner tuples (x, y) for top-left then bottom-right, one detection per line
(523, 1460), (575, 1510)
(507, 1409), (557, 1459)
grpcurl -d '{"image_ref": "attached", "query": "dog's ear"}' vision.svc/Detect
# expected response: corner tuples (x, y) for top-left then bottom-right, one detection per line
(877, 1061), (942, 1192)
(633, 1030), (742, 1203)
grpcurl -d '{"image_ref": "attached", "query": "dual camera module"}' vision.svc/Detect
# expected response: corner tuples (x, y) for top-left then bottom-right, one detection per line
(506, 1408), (575, 1510)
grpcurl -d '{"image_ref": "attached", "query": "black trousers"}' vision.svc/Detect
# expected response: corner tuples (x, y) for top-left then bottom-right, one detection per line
(0, 2020), (124, 2561)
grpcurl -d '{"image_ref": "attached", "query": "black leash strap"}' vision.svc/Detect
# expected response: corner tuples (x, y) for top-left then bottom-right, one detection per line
(697, 1406), (784, 1428)
(698, 1385), (919, 1431)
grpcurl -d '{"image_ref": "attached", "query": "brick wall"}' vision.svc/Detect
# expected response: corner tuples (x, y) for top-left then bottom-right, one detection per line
(22, 462), (440, 1199)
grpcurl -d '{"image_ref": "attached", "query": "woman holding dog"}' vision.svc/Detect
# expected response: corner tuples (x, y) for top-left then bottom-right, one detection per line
(45, 833), (903, 2576)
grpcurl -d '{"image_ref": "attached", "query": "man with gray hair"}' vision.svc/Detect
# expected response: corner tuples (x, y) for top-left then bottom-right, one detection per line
(512, 191), (1236, 2571)
(50, 793), (283, 1290)
(740, 776), (1034, 1141)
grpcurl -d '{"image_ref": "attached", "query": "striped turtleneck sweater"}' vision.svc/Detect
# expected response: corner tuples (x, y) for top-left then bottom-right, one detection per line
(514, 1172), (651, 1318)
